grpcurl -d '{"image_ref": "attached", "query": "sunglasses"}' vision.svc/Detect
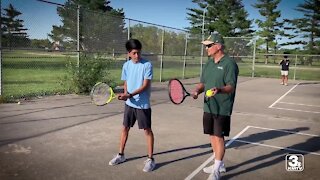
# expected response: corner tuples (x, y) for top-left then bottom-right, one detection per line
(205, 43), (215, 48)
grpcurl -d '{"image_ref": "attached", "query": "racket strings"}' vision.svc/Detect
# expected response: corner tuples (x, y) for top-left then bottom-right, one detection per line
(92, 84), (111, 105)
(169, 81), (184, 104)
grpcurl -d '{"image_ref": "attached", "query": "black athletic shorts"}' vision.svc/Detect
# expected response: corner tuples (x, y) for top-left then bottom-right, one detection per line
(123, 104), (152, 129)
(203, 112), (230, 137)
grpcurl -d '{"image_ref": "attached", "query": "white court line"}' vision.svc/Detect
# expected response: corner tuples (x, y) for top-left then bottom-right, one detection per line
(242, 126), (320, 156)
(249, 125), (320, 137)
(235, 111), (318, 124)
(184, 126), (250, 180)
(268, 83), (300, 108)
(279, 102), (320, 108)
(185, 125), (320, 179)
(235, 139), (320, 156)
(270, 107), (320, 114)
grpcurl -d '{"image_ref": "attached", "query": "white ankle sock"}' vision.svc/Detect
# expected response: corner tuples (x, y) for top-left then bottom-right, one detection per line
(214, 160), (222, 171)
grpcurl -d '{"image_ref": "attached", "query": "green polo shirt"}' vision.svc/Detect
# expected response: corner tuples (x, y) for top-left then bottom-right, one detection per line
(200, 55), (239, 116)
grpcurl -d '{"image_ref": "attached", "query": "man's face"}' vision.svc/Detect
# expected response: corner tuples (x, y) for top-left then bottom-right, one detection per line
(128, 49), (141, 62)
(205, 43), (221, 56)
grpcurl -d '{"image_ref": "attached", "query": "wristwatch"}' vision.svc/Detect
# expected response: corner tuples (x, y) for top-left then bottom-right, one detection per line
(128, 93), (133, 98)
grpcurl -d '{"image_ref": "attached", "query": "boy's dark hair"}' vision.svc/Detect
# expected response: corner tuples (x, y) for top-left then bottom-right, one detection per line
(125, 39), (142, 52)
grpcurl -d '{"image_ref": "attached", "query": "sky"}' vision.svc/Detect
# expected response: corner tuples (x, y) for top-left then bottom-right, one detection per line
(2, 0), (305, 40)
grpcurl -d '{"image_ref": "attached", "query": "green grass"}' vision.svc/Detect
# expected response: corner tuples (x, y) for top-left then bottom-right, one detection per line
(2, 51), (75, 101)
(4, 69), (68, 98)
(4, 49), (77, 57)
(1, 50), (320, 102)
(238, 62), (320, 80)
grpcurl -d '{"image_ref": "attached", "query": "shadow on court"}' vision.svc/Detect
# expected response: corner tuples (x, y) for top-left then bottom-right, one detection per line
(225, 136), (320, 179)
(124, 143), (212, 170)
(230, 127), (309, 150)
(0, 111), (122, 147)
(0, 101), (89, 119)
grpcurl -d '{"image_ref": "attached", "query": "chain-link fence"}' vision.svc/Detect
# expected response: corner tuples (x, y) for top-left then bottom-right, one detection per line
(1, 1), (319, 101)
(251, 54), (320, 81)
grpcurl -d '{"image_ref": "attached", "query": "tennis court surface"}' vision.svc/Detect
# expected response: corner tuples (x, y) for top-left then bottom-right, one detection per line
(0, 77), (319, 180)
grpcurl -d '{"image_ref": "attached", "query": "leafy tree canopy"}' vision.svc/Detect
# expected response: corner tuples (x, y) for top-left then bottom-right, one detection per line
(283, 0), (320, 54)
(187, 0), (253, 37)
(49, 0), (125, 52)
(1, 3), (29, 49)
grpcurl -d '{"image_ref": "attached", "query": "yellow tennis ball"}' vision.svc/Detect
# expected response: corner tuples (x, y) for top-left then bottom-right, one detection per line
(206, 89), (213, 97)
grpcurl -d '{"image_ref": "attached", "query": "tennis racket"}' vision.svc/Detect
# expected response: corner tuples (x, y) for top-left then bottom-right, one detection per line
(168, 78), (191, 105)
(90, 82), (121, 106)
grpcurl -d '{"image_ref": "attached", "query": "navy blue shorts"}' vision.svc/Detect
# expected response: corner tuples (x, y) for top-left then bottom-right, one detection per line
(203, 112), (230, 137)
(123, 104), (152, 129)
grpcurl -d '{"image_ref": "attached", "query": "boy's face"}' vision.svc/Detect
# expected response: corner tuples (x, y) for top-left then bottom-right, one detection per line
(128, 49), (141, 62)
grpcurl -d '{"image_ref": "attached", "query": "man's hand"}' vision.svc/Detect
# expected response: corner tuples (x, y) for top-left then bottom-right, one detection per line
(192, 83), (204, 99)
(192, 91), (199, 99)
(211, 87), (220, 95)
(206, 87), (220, 98)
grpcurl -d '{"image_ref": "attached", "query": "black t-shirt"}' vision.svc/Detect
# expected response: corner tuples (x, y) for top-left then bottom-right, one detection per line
(280, 59), (290, 71)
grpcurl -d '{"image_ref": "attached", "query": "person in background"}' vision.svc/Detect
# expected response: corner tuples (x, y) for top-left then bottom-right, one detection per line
(279, 55), (290, 86)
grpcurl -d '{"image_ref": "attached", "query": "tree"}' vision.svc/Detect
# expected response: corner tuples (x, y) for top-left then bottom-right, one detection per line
(130, 24), (162, 54)
(30, 39), (51, 49)
(187, 0), (253, 37)
(186, 0), (253, 60)
(49, 0), (125, 52)
(253, 0), (283, 64)
(283, 0), (320, 56)
(129, 23), (190, 57)
(1, 3), (29, 49)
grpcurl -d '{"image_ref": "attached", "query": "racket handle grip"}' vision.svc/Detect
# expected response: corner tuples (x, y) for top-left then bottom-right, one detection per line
(114, 87), (124, 93)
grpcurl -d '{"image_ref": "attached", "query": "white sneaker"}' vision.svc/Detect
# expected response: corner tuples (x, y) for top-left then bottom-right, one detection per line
(143, 158), (156, 172)
(109, 154), (126, 165)
(203, 164), (226, 174)
(280, 82), (284, 85)
(207, 170), (220, 180)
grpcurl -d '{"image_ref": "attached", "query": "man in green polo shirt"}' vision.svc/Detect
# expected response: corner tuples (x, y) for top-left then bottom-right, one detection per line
(192, 33), (239, 180)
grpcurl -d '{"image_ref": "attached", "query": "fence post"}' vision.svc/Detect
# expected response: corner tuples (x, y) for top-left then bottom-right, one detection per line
(293, 54), (297, 81)
(77, 5), (80, 68)
(252, 39), (256, 78)
(159, 28), (165, 82)
(200, 40), (204, 79)
(182, 33), (188, 79)
(0, 2), (2, 96)
(127, 19), (131, 40)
